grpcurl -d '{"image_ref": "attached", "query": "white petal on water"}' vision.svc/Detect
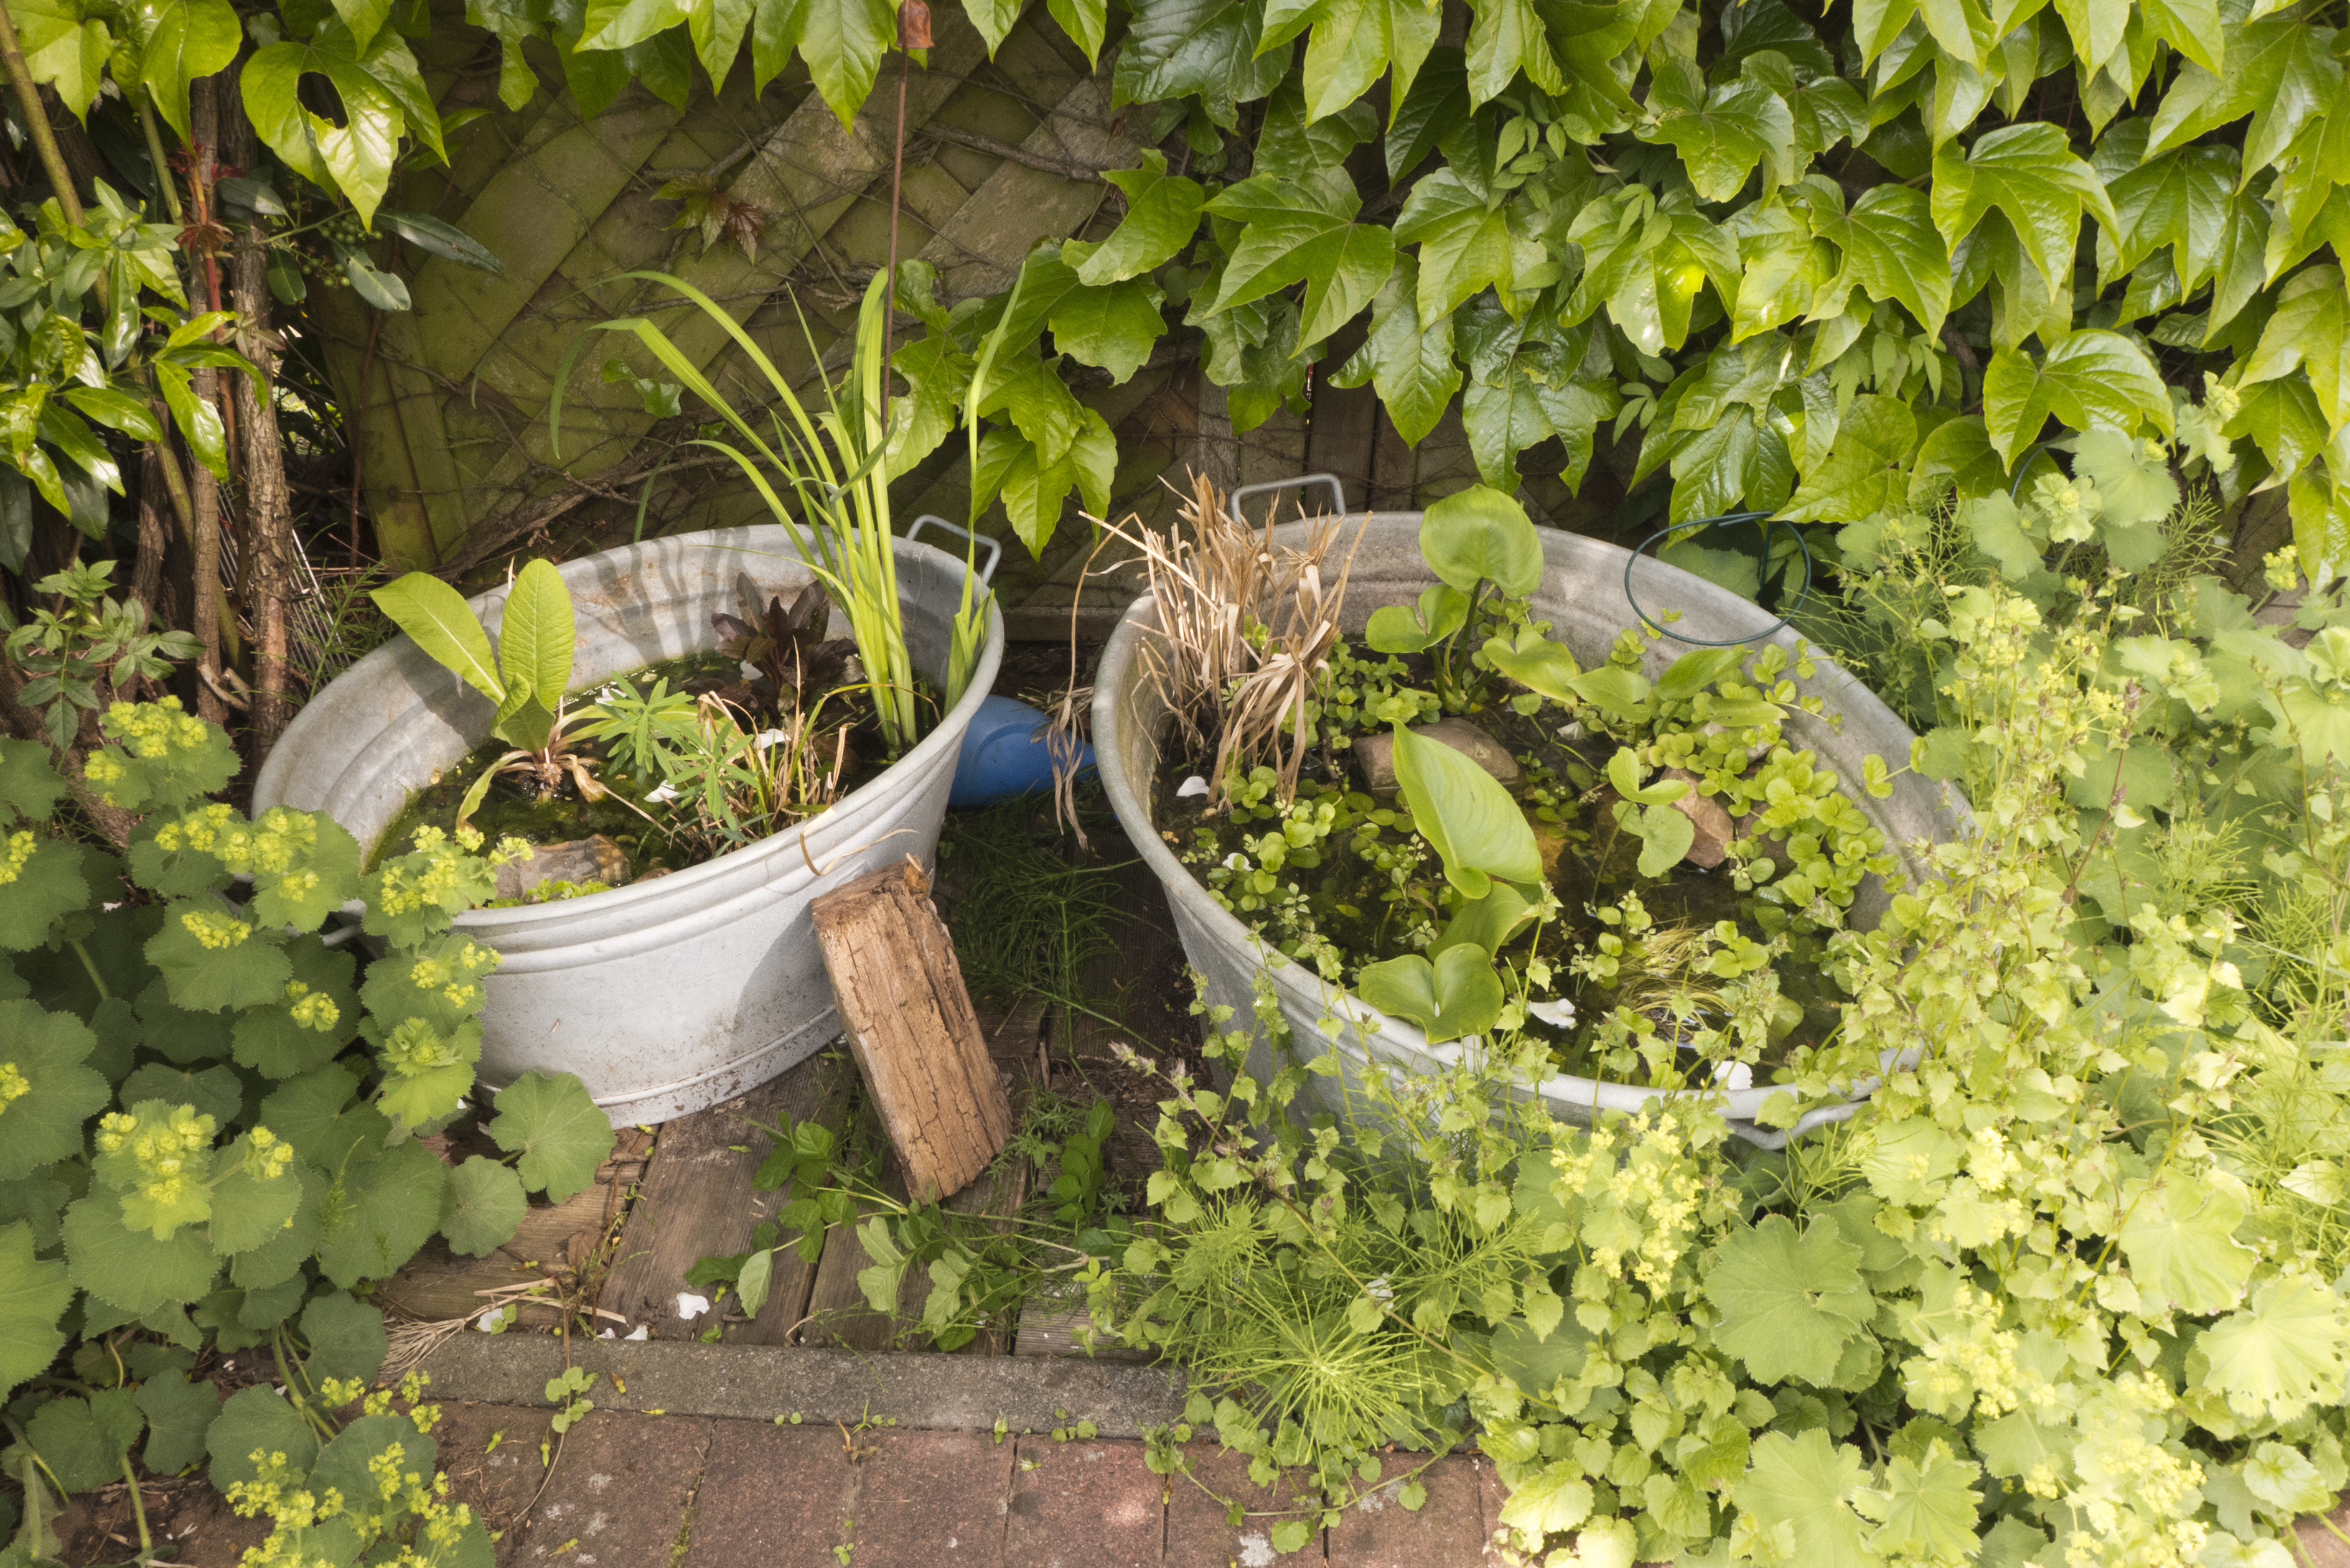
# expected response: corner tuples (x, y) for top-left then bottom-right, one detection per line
(675, 1292), (711, 1320)
(1526, 998), (1576, 1029)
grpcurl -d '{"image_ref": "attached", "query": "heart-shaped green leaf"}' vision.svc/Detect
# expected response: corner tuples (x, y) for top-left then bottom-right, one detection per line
(1432, 882), (1538, 957)
(1366, 584), (1469, 654)
(1392, 723), (1542, 898)
(1483, 628), (1581, 702)
(1356, 945), (1506, 1042)
(1420, 483), (1543, 596)
(372, 571), (502, 706)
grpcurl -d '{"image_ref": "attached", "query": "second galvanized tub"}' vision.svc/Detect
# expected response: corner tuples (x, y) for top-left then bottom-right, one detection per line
(253, 525), (1003, 1126)
(1093, 512), (1969, 1145)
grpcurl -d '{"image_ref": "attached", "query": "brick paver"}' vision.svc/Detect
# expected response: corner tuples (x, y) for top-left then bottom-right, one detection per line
(500, 1411), (711, 1568)
(2303, 1502), (2350, 1568)
(429, 1401), (559, 1539)
(1003, 1435), (1166, 1568)
(1162, 1446), (1326, 1566)
(835, 1428), (1021, 1565)
(681, 1421), (858, 1568)
(1326, 1455), (1489, 1568)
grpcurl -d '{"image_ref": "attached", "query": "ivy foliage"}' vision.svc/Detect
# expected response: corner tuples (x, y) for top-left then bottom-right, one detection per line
(0, 702), (612, 1536)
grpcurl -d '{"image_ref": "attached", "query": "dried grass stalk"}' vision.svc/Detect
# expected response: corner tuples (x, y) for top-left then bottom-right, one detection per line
(1087, 472), (1364, 806)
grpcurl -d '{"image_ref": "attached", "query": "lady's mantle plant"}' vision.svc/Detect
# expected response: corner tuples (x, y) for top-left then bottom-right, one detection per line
(0, 699), (612, 1556)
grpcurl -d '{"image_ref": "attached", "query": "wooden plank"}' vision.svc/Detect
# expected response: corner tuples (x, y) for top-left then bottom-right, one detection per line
(596, 1054), (851, 1338)
(377, 1129), (650, 1327)
(1305, 322), (1379, 512)
(915, 74), (1130, 299)
(812, 859), (1014, 1203)
(1012, 1296), (1151, 1361)
(726, 1053), (860, 1346)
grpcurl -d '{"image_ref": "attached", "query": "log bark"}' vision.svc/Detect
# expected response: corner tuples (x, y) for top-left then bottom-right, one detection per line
(810, 857), (1013, 1203)
(185, 77), (228, 724)
(223, 65), (297, 758)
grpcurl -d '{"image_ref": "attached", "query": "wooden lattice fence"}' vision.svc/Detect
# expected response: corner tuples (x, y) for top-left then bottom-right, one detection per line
(316, 5), (1635, 633)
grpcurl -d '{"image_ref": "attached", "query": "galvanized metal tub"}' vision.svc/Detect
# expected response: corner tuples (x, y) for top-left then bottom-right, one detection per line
(253, 525), (1003, 1126)
(1093, 513), (1968, 1146)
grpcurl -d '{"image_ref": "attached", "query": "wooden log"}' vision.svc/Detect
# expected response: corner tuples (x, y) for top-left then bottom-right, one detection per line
(811, 857), (1014, 1203)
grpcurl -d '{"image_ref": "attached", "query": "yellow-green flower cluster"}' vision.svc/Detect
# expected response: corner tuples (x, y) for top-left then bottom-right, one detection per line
(241, 1126), (296, 1182)
(406, 939), (497, 1009)
(284, 981), (341, 1033)
(154, 803), (238, 854)
(0, 829), (34, 886)
(102, 696), (209, 759)
(0, 1062), (27, 1113)
(180, 907), (252, 949)
(380, 1018), (467, 1077)
(95, 1102), (218, 1236)
(371, 826), (481, 920)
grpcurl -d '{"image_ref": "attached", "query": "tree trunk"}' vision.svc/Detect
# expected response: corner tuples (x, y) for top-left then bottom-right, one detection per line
(222, 60), (296, 758)
(185, 78), (227, 724)
(132, 447), (166, 620)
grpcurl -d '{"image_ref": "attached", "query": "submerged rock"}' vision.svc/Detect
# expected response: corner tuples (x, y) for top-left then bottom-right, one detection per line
(494, 835), (629, 902)
(1660, 768), (1734, 868)
(1354, 718), (1522, 792)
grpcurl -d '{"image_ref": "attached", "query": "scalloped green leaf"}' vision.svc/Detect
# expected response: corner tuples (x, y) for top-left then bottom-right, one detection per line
(489, 1070), (614, 1202)
(63, 1195), (219, 1314)
(146, 902), (293, 1013)
(134, 1373), (222, 1477)
(0, 1001), (109, 1178)
(439, 1156), (528, 1258)
(1705, 1215), (1874, 1383)
(0, 1221), (72, 1402)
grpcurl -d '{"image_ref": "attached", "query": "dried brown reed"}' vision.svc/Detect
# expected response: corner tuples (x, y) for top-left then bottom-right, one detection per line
(1087, 472), (1364, 806)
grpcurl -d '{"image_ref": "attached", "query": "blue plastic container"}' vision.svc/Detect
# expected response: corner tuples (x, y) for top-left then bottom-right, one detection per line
(949, 694), (1093, 808)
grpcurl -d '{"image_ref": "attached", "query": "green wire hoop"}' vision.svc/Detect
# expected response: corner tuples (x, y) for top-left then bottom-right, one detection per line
(1624, 511), (1815, 647)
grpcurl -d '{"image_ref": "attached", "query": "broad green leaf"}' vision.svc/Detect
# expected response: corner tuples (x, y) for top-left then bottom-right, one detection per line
(63, 1195), (218, 1314)
(1858, 1442), (1981, 1562)
(1294, 0), (1439, 122)
(1112, 0), (1290, 128)
(490, 1070), (615, 1201)
(751, 0), (894, 126)
(7, 1388), (141, 1493)
(1980, 330), (2171, 469)
(1736, 1430), (1878, 1568)
(1047, 278), (1166, 384)
(2242, 265), (2350, 429)
(1329, 255), (1461, 446)
(2072, 427), (2179, 533)
(1929, 123), (2114, 294)
(300, 1290), (388, 1384)
(1463, 0), (1559, 104)
(1804, 184), (1952, 335)
(1783, 394), (1917, 523)
(119, 0), (241, 140)
(1643, 60), (1797, 202)
(146, 903), (293, 1013)
(2048, 0), (2123, 73)
(1073, 152), (1205, 285)
(228, 1165), (324, 1293)
(373, 208), (505, 274)
(1204, 172), (1394, 351)
(1355, 945), (1506, 1042)
(2117, 1174), (2255, 1314)
(1705, 1215), (1874, 1383)
(207, 1384), (317, 1492)
(0, 736), (67, 819)
(1046, 0), (1105, 65)
(0, 1221), (72, 1401)
(1418, 483), (1542, 595)
(7, 0), (109, 118)
(370, 571), (502, 704)
(206, 1134), (305, 1256)
(1499, 1459), (1594, 1535)
(0, 1001), (109, 1177)
(497, 558), (576, 717)
(241, 21), (436, 226)
(1483, 625), (1580, 702)
(2194, 1274), (2350, 1424)
(1393, 168), (1516, 321)
(2104, 146), (2235, 292)
(312, 1415), (437, 1531)
(1365, 584), (1469, 653)
(134, 1373), (221, 1475)
(1390, 721), (1542, 898)
(1432, 882), (1536, 957)
(2145, 15), (2338, 172)
(0, 834), (87, 950)
(233, 938), (360, 1080)
(315, 1139), (446, 1286)
(439, 1155), (528, 1258)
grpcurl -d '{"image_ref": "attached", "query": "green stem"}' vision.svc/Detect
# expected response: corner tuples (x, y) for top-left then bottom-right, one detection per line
(134, 95), (182, 223)
(69, 938), (110, 1002)
(120, 1454), (153, 1558)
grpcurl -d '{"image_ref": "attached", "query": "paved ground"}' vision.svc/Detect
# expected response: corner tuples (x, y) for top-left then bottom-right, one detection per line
(429, 1402), (1507, 1568)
